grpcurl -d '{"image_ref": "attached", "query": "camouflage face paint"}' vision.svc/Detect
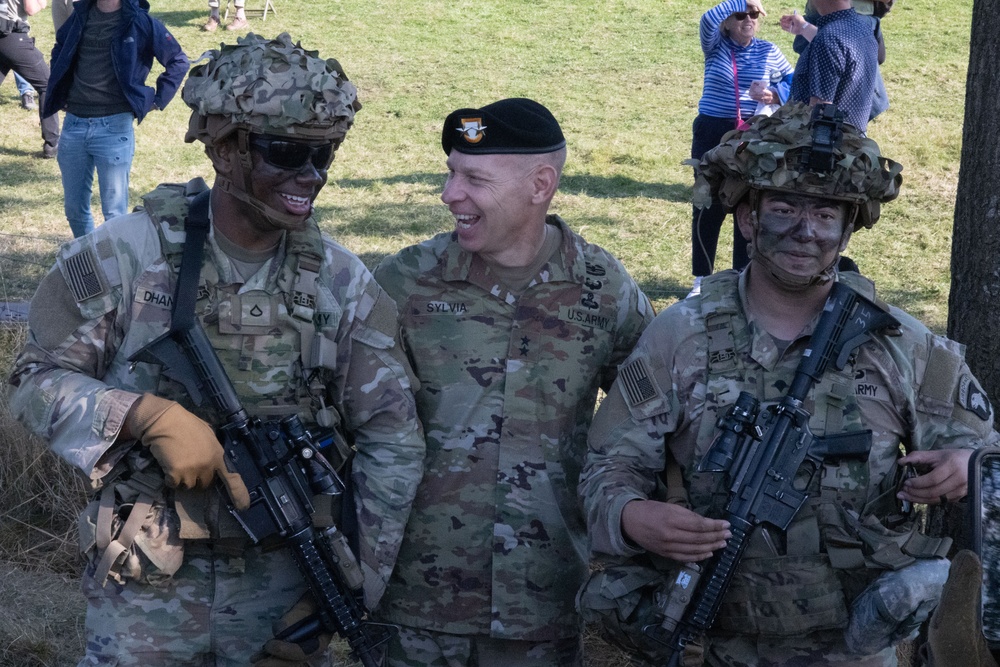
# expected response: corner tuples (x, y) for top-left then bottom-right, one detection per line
(752, 192), (849, 280)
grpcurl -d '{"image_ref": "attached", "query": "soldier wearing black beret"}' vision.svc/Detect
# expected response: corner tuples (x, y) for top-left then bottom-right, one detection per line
(373, 98), (653, 666)
(441, 97), (567, 155)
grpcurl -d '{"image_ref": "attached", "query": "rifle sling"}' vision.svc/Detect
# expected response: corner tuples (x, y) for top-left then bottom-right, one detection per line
(171, 189), (212, 332)
(165, 191), (362, 555)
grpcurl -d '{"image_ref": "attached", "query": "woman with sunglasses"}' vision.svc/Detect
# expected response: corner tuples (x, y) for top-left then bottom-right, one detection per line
(688, 0), (794, 297)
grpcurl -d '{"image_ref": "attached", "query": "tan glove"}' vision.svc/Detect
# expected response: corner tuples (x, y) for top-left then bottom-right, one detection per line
(125, 393), (250, 510)
(251, 594), (332, 667)
(926, 550), (998, 667)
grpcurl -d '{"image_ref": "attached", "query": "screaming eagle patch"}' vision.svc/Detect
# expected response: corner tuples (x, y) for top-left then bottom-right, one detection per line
(959, 374), (992, 421)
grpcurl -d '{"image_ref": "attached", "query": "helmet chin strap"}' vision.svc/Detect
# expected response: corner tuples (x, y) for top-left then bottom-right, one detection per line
(217, 129), (312, 232)
(214, 174), (310, 232)
(750, 243), (838, 291)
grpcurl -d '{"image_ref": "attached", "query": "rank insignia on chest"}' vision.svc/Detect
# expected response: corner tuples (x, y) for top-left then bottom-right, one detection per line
(219, 292), (280, 334)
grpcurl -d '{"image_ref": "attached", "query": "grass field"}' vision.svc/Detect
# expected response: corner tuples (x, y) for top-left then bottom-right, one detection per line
(0, 0), (973, 664)
(0, 0), (972, 321)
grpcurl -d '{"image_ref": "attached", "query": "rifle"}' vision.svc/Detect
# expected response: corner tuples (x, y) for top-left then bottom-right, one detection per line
(643, 281), (900, 666)
(129, 319), (390, 667)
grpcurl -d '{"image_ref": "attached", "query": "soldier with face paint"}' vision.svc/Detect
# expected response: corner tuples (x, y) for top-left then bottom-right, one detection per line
(8, 32), (425, 666)
(372, 98), (653, 666)
(577, 103), (999, 666)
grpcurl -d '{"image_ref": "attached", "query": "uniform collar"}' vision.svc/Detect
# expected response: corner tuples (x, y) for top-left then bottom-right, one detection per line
(738, 268), (824, 370)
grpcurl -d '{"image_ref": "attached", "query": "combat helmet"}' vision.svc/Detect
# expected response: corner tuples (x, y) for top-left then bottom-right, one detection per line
(690, 103), (902, 230)
(182, 32), (361, 227)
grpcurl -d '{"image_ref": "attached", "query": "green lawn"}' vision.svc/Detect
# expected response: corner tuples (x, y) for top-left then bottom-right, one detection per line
(0, 0), (971, 330)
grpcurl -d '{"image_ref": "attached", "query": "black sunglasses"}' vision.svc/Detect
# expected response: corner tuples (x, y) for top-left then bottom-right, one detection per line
(249, 135), (335, 171)
(732, 10), (761, 19)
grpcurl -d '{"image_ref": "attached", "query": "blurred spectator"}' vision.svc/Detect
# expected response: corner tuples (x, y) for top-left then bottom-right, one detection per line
(782, 0), (891, 122)
(51, 0), (71, 31)
(688, 0), (794, 297)
(0, 0), (60, 157)
(203, 0), (246, 31)
(782, 0), (879, 132)
(6, 70), (36, 108)
(44, 0), (188, 237)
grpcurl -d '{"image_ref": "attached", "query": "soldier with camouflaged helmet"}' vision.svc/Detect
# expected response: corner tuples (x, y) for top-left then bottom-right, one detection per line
(577, 103), (999, 666)
(372, 98), (653, 666)
(8, 32), (425, 666)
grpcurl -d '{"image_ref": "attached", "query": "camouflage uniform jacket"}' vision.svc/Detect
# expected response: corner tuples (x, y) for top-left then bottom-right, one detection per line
(8, 182), (425, 606)
(373, 215), (653, 641)
(580, 269), (997, 636)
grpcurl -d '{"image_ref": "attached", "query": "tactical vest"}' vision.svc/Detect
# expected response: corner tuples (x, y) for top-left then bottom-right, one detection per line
(131, 181), (348, 541)
(684, 270), (949, 637)
(140, 179), (340, 427)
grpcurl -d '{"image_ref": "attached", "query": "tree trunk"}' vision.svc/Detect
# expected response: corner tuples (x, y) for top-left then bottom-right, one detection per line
(948, 0), (1000, 413)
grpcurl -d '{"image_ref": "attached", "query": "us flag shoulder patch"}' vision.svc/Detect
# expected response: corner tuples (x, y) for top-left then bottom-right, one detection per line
(620, 356), (657, 407)
(63, 248), (106, 302)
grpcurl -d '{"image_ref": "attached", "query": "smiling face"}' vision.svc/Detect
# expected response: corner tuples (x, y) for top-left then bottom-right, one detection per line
(726, 11), (758, 46)
(247, 137), (330, 225)
(738, 190), (852, 279)
(441, 150), (558, 267)
(207, 133), (333, 249)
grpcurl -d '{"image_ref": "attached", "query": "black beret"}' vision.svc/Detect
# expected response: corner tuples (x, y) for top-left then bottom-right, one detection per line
(442, 98), (566, 155)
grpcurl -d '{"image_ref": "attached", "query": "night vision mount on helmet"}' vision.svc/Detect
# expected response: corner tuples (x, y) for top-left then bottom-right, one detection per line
(689, 103), (902, 229)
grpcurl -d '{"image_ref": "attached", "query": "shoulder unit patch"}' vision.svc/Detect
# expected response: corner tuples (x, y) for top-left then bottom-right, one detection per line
(959, 374), (993, 421)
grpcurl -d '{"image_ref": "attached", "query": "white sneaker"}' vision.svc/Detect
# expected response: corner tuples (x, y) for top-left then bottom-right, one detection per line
(686, 276), (703, 299)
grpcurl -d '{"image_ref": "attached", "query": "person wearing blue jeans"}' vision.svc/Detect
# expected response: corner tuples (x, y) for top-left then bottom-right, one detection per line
(57, 112), (135, 237)
(43, 0), (187, 237)
(12, 71), (36, 108)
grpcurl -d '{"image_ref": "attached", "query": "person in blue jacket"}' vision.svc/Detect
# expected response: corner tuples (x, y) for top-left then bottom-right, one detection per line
(43, 0), (188, 238)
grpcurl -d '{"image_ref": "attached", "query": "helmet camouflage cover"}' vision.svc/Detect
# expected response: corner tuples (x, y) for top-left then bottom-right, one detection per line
(689, 103), (903, 229)
(183, 32), (361, 145)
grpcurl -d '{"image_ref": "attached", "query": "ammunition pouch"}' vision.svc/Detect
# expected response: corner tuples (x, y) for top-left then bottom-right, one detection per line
(713, 553), (850, 637)
(78, 471), (183, 587)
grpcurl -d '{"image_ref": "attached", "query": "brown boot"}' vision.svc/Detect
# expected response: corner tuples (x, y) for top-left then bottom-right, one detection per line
(202, 15), (220, 31)
(225, 16), (249, 30)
